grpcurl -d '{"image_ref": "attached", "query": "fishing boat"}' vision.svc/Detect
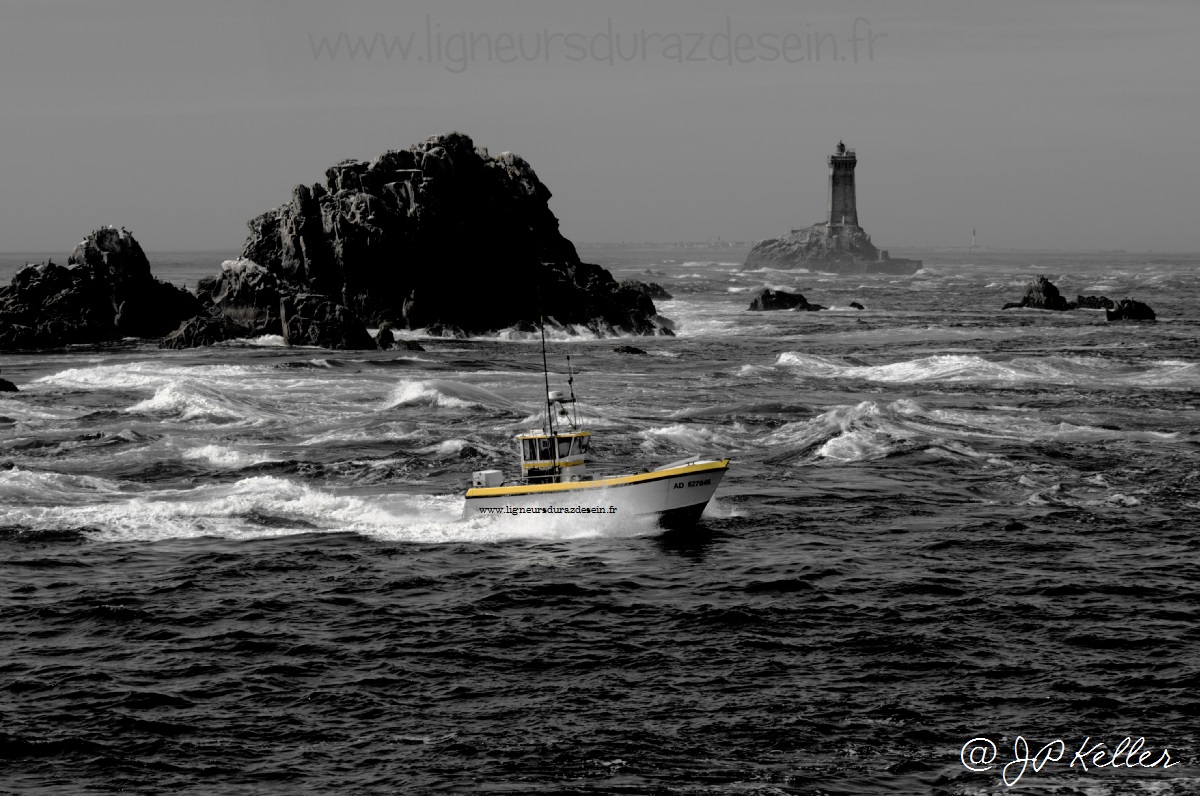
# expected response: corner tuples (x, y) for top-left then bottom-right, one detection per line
(462, 324), (730, 528)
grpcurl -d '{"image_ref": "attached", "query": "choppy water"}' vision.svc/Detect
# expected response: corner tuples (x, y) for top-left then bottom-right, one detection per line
(3, 246), (1199, 794)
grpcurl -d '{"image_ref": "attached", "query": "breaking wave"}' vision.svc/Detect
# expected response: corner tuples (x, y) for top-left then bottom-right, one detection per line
(382, 380), (519, 412)
(776, 352), (1200, 389)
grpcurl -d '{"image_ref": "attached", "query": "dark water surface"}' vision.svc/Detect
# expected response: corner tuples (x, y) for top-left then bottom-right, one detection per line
(3, 247), (1199, 794)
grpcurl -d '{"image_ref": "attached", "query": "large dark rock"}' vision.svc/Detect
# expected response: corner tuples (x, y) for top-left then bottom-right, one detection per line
(1106, 299), (1156, 322)
(748, 289), (825, 312)
(239, 132), (672, 339)
(0, 377), (16, 392)
(0, 228), (201, 350)
(1003, 275), (1071, 311)
(280, 293), (376, 349)
(160, 316), (251, 349)
(195, 260), (287, 336)
(743, 223), (922, 275)
(163, 257), (374, 350)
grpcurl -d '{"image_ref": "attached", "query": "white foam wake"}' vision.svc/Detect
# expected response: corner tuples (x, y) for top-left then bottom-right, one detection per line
(1, 473), (659, 544)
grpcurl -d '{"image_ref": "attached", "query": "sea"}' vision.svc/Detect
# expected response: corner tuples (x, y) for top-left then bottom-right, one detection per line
(2, 246), (1199, 795)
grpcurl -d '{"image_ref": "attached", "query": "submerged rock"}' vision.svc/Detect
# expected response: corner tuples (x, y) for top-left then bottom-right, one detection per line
(1106, 299), (1156, 321)
(614, 345), (648, 355)
(233, 132), (671, 343)
(373, 322), (424, 350)
(850, 301), (865, 310)
(747, 289), (825, 312)
(374, 321), (397, 350)
(0, 228), (201, 350)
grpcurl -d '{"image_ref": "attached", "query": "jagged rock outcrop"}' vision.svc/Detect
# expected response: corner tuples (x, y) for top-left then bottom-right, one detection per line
(850, 301), (865, 310)
(743, 223), (922, 275)
(160, 316), (251, 349)
(1002, 275), (1071, 311)
(1106, 299), (1156, 322)
(1002, 276), (1156, 319)
(0, 228), (201, 350)
(747, 289), (825, 312)
(280, 293), (376, 349)
(621, 280), (672, 301)
(0, 374), (16, 392)
(1075, 295), (1115, 310)
(194, 260), (287, 336)
(166, 257), (376, 350)
(235, 132), (671, 340)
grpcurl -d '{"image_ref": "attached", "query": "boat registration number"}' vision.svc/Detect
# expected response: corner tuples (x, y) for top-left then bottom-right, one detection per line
(674, 478), (711, 489)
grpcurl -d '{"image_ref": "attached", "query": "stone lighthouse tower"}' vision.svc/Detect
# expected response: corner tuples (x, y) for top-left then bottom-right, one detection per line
(826, 140), (859, 228)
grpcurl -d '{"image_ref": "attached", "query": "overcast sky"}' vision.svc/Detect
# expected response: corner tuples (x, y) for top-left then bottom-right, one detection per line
(2, 0), (1196, 253)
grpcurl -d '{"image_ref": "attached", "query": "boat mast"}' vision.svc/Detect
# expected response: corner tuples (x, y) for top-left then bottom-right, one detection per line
(565, 349), (579, 429)
(537, 284), (559, 473)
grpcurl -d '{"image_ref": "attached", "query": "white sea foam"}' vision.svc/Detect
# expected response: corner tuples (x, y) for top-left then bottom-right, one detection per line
(246, 334), (287, 347)
(417, 438), (478, 457)
(37, 362), (264, 390)
(816, 428), (905, 462)
(181, 444), (277, 469)
(383, 379), (518, 411)
(0, 466), (129, 505)
(127, 382), (245, 422)
(752, 398), (1168, 466)
(297, 424), (420, 447)
(1, 473), (660, 544)
(0, 397), (81, 423)
(775, 352), (1200, 389)
(640, 422), (745, 453)
(495, 324), (601, 342)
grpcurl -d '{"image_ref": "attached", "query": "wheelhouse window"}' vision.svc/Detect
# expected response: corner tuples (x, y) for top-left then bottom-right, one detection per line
(537, 438), (553, 460)
(522, 439), (536, 460)
(558, 438), (572, 458)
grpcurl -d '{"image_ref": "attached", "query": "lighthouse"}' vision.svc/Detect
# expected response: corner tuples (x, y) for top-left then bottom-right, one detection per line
(826, 140), (859, 229)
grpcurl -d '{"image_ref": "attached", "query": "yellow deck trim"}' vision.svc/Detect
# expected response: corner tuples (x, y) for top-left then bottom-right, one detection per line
(466, 459), (730, 498)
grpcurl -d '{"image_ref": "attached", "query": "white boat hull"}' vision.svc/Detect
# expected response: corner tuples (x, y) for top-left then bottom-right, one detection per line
(462, 459), (730, 528)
